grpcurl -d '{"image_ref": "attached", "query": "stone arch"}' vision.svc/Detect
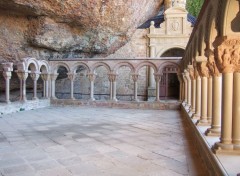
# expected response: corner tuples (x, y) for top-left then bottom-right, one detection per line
(158, 62), (180, 74)
(223, 0), (240, 35)
(71, 62), (90, 74)
(39, 61), (50, 74)
(135, 61), (157, 74)
(156, 45), (186, 57)
(113, 62), (135, 74)
(52, 62), (70, 73)
(25, 58), (39, 72)
(91, 62), (111, 73)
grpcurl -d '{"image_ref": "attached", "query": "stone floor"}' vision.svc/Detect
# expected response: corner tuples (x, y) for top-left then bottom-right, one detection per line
(0, 107), (208, 176)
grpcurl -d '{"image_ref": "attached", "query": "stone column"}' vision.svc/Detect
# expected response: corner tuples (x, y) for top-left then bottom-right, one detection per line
(206, 75), (222, 136)
(154, 73), (162, 101)
(51, 73), (59, 99)
(88, 73), (96, 101)
(233, 72), (240, 150)
(3, 71), (12, 104)
(132, 74), (139, 101)
(192, 73), (201, 119)
(112, 74), (118, 101)
(67, 73), (76, 100)
(189, 67), (196, 113)
(17, 71), (28, 102)
(41, 74), (50, 98)
(177, 74), (183, 102)
(207, 76), (213, 123)
(2, 63), (13, 104)
(182, 73), (188, 105)
(196, 62), (209, 126)
(30, 72), (40, 100)
(148, 45), (156, 101)
(185, 69), (191, 108)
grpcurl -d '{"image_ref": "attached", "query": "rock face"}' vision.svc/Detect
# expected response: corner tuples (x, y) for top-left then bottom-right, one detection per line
(0, 0), (163, 61)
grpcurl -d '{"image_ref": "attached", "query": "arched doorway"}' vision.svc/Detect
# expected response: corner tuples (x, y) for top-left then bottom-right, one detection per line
(160, 65), (179, 100)
(161, 48), (185, 57)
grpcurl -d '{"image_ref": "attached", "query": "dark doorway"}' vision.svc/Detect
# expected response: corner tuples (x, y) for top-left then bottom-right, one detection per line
(160, 66), (179, 100)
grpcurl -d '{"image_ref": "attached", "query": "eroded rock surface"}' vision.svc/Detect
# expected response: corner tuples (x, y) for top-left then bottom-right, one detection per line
(0, 0), (163, 61)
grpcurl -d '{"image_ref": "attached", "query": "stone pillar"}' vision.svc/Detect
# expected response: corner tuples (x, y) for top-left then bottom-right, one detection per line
(30, 72), (40, 100)
(2, 63), (13, 104)
(206, 75), (222, 136)
(182, 73), (188, 105)
(148, 45), (156, 101)
(196, 62), (209, 126)
(108, 73), (118, 101)
(132, 74), (139, 101)
(67, 73), (76, 100)
(154, 73), (162, 101)
(17, 71), (28, 102)
(51, 73), (59, 99)
(3, 71), (12, 104)
(41, 74), (50, 98)
(185, 69), (191, 108)
(233, 72), (240, 150)
(88, 73), (96, 101)
(192, 74), (201, 119)
(177, 74), (183, 102)
(207, 76), (213, 123)
(189, 66), (196, 112)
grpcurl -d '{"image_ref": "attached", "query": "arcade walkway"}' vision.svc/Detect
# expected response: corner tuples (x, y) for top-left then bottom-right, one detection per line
(0, 107), (207, 176)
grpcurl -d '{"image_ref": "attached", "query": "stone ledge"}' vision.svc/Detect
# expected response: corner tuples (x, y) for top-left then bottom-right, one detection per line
(181, 105), (234, 176)
(51, 99), (181, 110)
(0, 99), (50, 115)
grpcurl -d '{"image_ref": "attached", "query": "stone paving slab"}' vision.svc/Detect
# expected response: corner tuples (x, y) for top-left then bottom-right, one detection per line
(0, 107), (207, 176)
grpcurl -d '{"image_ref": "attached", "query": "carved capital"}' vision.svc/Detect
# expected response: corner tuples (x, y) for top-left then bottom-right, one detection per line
(2, 62), (13, 72)
(3, 71), (12, 80)
(67, 73), (75, 81)
(41, 74), (50, 81)
(131, 74), (139, 82)
(206, 50), (220, 76)
(214, 37), (240, 73)
(108, 73), (118, 82)
(88, 73), (96, 82)
(16, 71), (28, 81)
(197, 62), (209, 78)
(154, 73), (162, 82)
(188, 68), (195, 80)
(30, 72), (40, 81)
(51, 73), (59, 81)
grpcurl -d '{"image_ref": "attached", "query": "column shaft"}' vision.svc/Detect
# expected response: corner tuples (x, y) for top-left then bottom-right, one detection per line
(207, 77), (213, 123)
(110, 81), (113, 100)
(33, 79), (38, 100)
(70, 80), (74, 99)
(191, 79), (196, 112)
(206, 76), (221, 136)
(134, 81), (138, 101)
(233, 72), (240, 148)
(90, 81), (95, 101)
(112, 81), (117, 101)
(193, 76), (201, 119)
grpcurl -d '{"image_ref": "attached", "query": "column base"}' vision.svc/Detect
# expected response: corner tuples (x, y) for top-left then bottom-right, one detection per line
(205, 128), (221, 136)
(196, 119), (210, 126)
(70, 98), (76, 100)
(233, 144), (240, 150)
(213, 142), (234, 154)
(133, 99), (139, 102)
(51, 97), (57, 100)
(5, 100), (11, 104)
(191, 113), (200, 119)
(112, 98), (118, 102)
(89, 98), (95, 101)
(32, 97), (39, 100)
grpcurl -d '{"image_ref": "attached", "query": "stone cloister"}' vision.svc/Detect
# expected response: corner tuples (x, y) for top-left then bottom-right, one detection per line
(1, 0), (240, 175)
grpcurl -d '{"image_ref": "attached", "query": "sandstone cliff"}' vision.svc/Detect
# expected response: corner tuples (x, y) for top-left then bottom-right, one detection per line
(0, 0), (163, 61)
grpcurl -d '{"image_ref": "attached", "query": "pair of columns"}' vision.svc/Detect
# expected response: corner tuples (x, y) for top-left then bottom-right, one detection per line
(16, 71), (50, 102)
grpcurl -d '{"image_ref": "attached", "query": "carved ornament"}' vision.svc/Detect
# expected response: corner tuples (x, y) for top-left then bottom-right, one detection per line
(196, 62), (209, 78)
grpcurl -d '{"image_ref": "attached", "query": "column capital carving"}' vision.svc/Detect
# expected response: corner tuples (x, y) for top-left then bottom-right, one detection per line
(177, 74), (183, 83)
(88, 73), (96, 81)
(205, 49), (221, 76)
(30, 72), (40, 81)
(131, 74), (139, 82)
(3, 71), (12, 80)
(154, 73), (162, 82)
(41, 73), (50, 81)
(67, 73), (76, 81)
(197, 62), (209, 78)
(2, 62), (13, 72)
(16, 71), (28, 80)
(51, 73), (59, 81)
(108, 73), (118, 82)
(187, 65), (195, 80)
(214, 36), (240, 73)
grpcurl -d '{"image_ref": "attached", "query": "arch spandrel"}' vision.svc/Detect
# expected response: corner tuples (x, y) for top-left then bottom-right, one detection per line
(135, 61), (157, 74)
(52, 62), (71, 73)
(91, 62), (111, 73)
(71, 62), (91, 74)
(113, 62), (135, 74)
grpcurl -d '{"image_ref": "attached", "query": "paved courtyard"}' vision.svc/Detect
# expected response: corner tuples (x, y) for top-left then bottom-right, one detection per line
(0, 107), (207, 176)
